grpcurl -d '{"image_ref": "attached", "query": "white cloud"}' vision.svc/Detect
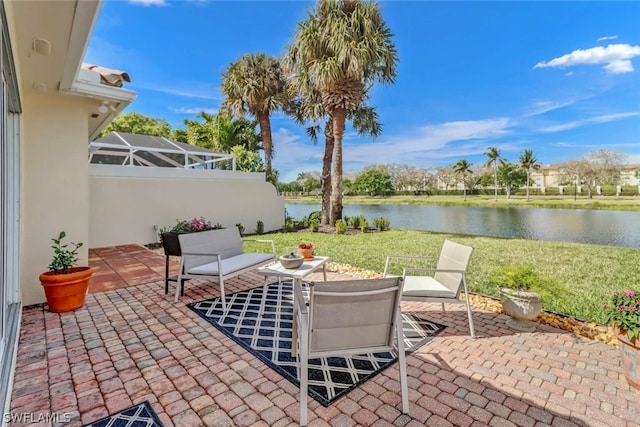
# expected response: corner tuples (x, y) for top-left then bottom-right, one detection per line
(540, 111), (640, 133)
(597, 35), (618, 42)
(133, 82), (221, 100)
(524, 99), (579, 117)
(534, 44), (640, 74)
(341, 118), (512, 166)
(272, 118), (519, 181)
(565, 71), (573, 77)
(169, 107), (218, 115)
(129, 0), (168, 6)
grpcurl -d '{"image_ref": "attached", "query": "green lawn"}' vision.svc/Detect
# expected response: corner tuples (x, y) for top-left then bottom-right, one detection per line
(286, 194), (640, 211)
(247, 229), (640, 325)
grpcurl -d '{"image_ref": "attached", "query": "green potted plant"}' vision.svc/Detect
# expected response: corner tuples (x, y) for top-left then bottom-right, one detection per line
(491, 264), (558, 332)
(39, 231), (93, 313)
(160, 217), (218, 257)
(603, 290), (640, 389)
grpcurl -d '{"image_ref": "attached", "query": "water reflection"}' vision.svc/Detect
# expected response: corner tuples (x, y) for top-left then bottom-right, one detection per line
(285, 203), (640, 248)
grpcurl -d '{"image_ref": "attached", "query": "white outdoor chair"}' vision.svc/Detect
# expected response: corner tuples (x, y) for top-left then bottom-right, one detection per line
(384, 239), (475, 338)
(291, 277), (408, 426)
(175, 228), (276, 306)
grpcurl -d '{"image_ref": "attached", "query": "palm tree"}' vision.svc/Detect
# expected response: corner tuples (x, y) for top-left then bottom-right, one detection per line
(483, 146), (502, 201)
(285, 0), (398, 225)
(519, 149), (540, 201)
(289, 90), (381, 225)
(221, 53), (288, 181)
(453, 159), (473, 201)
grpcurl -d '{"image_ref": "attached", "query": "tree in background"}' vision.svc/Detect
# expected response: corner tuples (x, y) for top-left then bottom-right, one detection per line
(483, 146), (502, 201)
(221, 53), (288, 182)
(98, 112), (172, 139)
(286, 0), (397, 225)
(352, 168), (394, 197)
(181, 112), (261, 153)
(559, 150), (627, 198)
(229, 145), (265, 173)
(519, 149), (540, 201)
(497, 161), (527, 199)
(435, 166), (457, 190)
(453, 159), (473, 201)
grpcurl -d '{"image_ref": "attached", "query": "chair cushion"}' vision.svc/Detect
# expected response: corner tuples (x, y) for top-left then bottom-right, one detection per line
(188, 253), (274, 276)
(402, 276), (457, 298)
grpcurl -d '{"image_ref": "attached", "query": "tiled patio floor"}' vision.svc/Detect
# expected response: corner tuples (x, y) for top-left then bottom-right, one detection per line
(9, 245), (640, 426)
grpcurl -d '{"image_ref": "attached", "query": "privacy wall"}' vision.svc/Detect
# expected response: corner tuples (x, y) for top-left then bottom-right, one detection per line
(89, 165), (284, 247)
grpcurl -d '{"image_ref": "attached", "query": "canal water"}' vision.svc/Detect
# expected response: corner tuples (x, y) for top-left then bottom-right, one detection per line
(285, 203), (640, 248)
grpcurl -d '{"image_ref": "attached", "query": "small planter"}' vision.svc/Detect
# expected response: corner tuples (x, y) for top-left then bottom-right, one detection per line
(613, 326), (640, 390)
(500, 288), (543, 332)
(160, 231), (187, 256)
(40, 266), (93, 313)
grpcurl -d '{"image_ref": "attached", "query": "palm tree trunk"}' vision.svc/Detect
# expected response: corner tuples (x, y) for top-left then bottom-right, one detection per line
(330, 108), (347, 226)
(526, 171), (530, 201)
(463, 185), (467, 201)
(257, 111), (273, 180)
(321, 119), (334, 225)
(494, 165), (498, 201)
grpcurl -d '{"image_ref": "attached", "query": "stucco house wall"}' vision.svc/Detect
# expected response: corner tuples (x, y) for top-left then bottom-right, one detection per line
(89, 165), (284, 247)
(21, 91), (92, 306)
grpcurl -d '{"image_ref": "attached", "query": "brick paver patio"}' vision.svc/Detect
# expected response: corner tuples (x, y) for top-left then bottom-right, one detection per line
(8, 245), (640, 426)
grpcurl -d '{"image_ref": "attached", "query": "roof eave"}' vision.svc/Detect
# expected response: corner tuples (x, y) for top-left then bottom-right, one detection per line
(59, 0), (104, 91)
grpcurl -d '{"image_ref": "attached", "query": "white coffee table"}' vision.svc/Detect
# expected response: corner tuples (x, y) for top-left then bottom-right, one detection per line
(257, 256), (329, 288)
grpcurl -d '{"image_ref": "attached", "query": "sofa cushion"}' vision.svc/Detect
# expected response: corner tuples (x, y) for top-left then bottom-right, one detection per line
(402, 276), (457, 298)
(188, 253), (274, 276)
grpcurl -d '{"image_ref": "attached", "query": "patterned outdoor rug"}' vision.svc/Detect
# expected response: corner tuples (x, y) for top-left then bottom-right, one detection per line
(188, 281), (446, 406)
(82, 401), (163, 427)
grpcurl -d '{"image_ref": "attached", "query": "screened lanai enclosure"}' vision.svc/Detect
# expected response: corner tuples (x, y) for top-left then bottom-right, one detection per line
(89, 132), (236, 170)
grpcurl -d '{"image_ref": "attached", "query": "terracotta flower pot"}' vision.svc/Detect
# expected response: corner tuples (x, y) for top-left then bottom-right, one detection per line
(298, 246), (313, 261)
(39, 266), (93, 313)
(613, 326), (640, 390)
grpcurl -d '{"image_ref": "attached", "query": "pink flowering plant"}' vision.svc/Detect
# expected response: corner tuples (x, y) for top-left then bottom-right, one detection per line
(171, 217), (217, 233)
(603, 290), (640, 342)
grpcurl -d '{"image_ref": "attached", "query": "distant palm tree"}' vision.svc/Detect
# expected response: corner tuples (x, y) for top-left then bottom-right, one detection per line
(519, 149), (540, 201)
(453, 159), (473, 201)
(483, 146), (502, 201)
(285, 0), (397, 225)
(221, 53), (288, 181)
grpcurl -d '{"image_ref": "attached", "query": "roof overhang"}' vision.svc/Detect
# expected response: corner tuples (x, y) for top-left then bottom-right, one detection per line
(7, 0), (137, 139)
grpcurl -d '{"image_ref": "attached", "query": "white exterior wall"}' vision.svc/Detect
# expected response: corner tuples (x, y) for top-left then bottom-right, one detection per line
(21, 92), (91, 306)
(89, 165), (284, 247)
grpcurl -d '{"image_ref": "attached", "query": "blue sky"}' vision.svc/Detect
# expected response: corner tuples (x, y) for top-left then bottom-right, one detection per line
(86, 1), (640, 182)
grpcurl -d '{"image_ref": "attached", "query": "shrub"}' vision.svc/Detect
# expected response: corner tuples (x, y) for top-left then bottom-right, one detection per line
(491, 264), (565, 303)
(256, 220), (264, 235)
(236, 223), (245, 236)
(343, 215), (351, 226)
(373, 217), (391, 231)
(310, 220), (320, 232)
(351, 215), (365, 229)
(360, 218), (369, 233)
(283, 219), (295, 232)
(48, 231), (83, 274)
(171, 217), (215, 232)
(335, 219), (347, 234)
(603, 290), (640, 341)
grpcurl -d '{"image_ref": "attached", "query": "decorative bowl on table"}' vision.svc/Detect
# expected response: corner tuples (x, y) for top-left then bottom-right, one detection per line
(279, 253), (304, 269)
